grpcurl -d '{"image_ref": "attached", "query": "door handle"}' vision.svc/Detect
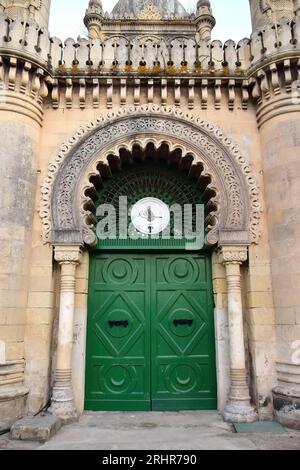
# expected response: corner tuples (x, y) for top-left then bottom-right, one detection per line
(108, 320), (129, 328)
(173, 319), (193, 327)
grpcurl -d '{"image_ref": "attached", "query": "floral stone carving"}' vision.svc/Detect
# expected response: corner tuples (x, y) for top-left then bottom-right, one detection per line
(40, 105), (262, 247)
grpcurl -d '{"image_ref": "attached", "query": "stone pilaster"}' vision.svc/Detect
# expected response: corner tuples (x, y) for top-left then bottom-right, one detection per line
(219, 246), (257, 423)
(49, 245), (82, 423)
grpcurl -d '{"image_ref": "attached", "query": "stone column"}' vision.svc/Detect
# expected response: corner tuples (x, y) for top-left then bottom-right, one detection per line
(0, 61), (47, 430)
(220, 246), (257, 423)
(49, 245), (82, 423)
(258, 106), (300, 429)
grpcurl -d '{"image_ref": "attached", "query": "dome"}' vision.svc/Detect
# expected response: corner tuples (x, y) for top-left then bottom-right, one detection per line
(197, 0), (211, 7)
(111, 0), (189, 19)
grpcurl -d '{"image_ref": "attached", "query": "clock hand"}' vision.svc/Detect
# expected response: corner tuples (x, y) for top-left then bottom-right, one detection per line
(138, 207), (164, 221)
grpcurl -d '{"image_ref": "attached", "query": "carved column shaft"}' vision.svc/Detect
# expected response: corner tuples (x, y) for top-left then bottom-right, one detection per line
(56, 261), (77, 373)
(50, 245), (82, 423)
(220, 246), (257, 423)
(225, 262), (251, 401)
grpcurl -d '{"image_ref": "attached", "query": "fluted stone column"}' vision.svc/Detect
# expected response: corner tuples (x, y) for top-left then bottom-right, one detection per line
(49, 246), (82, 423)
(220, 246), (257, 423)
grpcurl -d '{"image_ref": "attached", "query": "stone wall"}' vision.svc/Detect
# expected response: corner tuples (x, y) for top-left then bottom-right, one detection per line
(0, 4), (299, 428)
(19, 93), (276, 415)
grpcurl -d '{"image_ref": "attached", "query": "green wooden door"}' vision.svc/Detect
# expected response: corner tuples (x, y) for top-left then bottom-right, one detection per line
(85, 253), (217, 411)
(151, 255), (217, 410)
(85, 254), (151, 411)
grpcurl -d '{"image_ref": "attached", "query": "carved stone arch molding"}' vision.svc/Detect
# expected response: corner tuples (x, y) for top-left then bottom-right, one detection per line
(40, 105), (262, 247)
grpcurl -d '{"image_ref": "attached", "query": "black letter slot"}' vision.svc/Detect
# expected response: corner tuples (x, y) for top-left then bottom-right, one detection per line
(108, 320), (129, 328)
(173, 319), (193, 327)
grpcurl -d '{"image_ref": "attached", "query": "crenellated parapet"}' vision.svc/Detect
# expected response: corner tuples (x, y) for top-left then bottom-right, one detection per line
(1, 14), (300, 74)
(0, 15), (49, 66)
(0, 13), (300, 113)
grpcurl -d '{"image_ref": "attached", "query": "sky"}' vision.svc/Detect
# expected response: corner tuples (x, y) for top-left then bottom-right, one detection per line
(49, 0), (252, 42)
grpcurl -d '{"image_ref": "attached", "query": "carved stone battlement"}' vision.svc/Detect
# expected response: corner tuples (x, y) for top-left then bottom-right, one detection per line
(0, 14), (300, 114)
(1, 14), (300, 76)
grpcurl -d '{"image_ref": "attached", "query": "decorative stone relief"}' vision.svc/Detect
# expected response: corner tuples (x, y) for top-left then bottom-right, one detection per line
(219, 245), (248, 264)
(40, 105), (262, 248)
(138, 1), (162, 20)
(54, 245), (82, 264)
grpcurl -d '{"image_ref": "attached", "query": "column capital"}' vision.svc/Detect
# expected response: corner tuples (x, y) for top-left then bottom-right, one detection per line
(219, 245), (248, 265)
(54, 245), (82, 264)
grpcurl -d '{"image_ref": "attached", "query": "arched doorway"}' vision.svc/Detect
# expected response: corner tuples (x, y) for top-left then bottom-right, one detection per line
(42, 106), (261, 423)
(84, 155), (217, 411)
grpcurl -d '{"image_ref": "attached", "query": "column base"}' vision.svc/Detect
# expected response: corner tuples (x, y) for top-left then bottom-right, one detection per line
(223, 401), (258, 423)
(273, 386), (300, 431)
(49, 385), (78, 424)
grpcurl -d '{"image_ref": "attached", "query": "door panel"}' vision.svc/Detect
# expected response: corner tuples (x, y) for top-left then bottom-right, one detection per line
(85, 253), (217, 411)
(151, 255), (217, 410)
(85, 254), (151, 411)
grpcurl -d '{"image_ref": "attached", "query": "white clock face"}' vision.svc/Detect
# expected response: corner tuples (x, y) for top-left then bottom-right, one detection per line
(131, 198), (170, 235)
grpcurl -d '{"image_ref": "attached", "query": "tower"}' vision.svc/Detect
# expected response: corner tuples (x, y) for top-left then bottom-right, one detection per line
(0, 0), (50, 430)
(249, 0), (300, 428)
(194, 0), (216, 43)
(0, 1), (51, 30)
(84, 0), (103, 39)
(249, 0), (297, 31)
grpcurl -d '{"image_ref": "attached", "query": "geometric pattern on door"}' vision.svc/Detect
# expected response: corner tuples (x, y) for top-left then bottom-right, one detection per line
(85, 253), (217, 411)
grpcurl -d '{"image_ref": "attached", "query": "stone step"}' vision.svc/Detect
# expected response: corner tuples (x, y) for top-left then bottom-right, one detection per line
(10, 414), (61, 442)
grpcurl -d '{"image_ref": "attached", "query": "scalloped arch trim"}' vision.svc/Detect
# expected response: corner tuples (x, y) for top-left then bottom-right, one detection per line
(40, 105), (262, 247)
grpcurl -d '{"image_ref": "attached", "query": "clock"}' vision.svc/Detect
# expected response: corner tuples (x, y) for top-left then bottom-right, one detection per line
(131, 197), (170, 235)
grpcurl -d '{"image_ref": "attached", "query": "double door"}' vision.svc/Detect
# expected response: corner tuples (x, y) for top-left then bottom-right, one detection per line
(85, 253), (217, 411)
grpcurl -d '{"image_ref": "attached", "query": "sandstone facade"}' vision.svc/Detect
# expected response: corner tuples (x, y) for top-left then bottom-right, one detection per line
(0, 0), (299, 431)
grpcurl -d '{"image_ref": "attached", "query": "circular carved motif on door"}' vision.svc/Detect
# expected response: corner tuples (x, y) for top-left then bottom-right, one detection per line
(164, 258), (199, 284)
(165, 364), (203, 394)
(103, 258), (137, 285)
(101, 365), (137, 394)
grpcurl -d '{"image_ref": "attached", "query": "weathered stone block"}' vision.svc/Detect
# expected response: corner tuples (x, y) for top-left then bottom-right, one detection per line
(26, 308), (54, 326)
(0, 325), (25, 342)
(212, 278), (227, 293)
(10, 414), (62, 442)
(246, 275), (272, 293)
(75, 293), (88, 309)
(248, 324), (276, 342)
(27, 291), (54, 309)
(0, 387), (28, 433)
(275, 307), (296, 325)
(247, 291), (274, 309)
(273, 389), (300, 431)
(247, 308), (275, 326)
(5, 342), (24, 361)
(75, 278), (88, 295)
